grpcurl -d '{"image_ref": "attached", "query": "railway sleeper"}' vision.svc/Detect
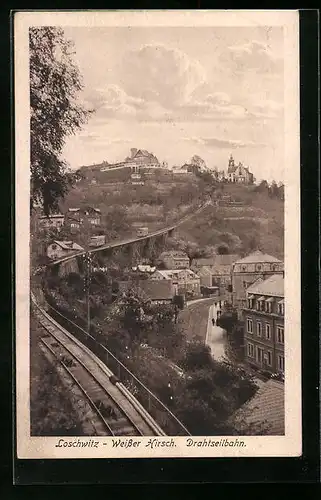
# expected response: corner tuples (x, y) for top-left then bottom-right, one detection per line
(94, 400), (119, 420)
(106, 417), (134, 431)
(113, 424), (137, 436)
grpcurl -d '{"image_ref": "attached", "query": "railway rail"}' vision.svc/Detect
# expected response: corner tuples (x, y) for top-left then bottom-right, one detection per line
(32, 295), (166, 437)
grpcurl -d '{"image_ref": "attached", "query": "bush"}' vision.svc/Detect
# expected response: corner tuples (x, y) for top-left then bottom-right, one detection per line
(181, 341), (213, 371)
(216, 310), (238, 333)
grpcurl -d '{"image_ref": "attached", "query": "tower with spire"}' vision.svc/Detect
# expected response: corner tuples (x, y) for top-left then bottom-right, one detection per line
(228, 153), (235, 170)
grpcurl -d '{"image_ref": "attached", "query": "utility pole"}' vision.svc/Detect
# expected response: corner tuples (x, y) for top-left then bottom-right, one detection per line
(82, 210), (92, 333)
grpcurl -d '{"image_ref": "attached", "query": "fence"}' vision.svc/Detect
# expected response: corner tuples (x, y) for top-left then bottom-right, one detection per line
(33, 291), (190, 436)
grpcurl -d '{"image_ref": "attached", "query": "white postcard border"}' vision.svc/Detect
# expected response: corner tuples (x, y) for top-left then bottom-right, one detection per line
(15, 10), (301, 459)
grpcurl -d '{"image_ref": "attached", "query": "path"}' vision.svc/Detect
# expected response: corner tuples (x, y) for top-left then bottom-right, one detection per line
(205, 301), (227, 361)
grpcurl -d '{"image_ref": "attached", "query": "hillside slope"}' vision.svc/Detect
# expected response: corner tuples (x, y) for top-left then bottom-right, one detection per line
(177, 184), (284, 259)
(62, 166), (284, 259)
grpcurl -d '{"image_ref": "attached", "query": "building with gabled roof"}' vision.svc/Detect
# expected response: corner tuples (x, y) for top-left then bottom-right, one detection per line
(125, 148), (160, 169)
(191, 254), (239, 294)
(66, 207), (101, 226)
(38, 213), (65, 231)
(47, 240), (84, 260)
(150, 268), (200, 298)
(158, 251), (190, 270)
(118, 279), (174, 305)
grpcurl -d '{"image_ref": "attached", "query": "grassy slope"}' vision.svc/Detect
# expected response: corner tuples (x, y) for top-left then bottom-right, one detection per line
(62, 167), (203, 229)
(177, 184), (284, 259)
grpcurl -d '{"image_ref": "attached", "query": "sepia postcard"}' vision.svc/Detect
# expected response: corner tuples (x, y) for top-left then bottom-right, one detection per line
(15, 10), (301, 460)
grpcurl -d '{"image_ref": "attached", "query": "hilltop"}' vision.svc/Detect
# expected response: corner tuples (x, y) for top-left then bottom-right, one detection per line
(62, 165), (284, 259)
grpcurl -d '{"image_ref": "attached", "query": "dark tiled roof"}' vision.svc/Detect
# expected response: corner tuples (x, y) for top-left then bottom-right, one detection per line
(192, 255), (239, 268)
(138, 280), (174, 300)
(235, 250), (282, 265)
(53, 240), (84, 251)
(119, 280), (174, 300)
(233, 380), (285, 435)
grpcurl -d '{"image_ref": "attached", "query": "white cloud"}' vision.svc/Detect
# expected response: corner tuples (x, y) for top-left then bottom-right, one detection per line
(250, 99), (284, 119)
(184, 136), (267, 149)
(81, 42), (283, 125)
(220, 40), (283, 74)
(119, 43), (207, 108)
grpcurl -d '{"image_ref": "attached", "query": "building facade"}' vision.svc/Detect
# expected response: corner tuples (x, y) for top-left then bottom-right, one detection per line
(158, 251), (190, 270)
(227, 154), (254, 184)
(38, 214), (65, 231)
(150, 269), (201, 298)
(243, 274), (285, 376)
(67, 207), (101, 226)
(191, 254), (239, 295)
(231, 250), (284, 315)
(125, 148), (160, 169)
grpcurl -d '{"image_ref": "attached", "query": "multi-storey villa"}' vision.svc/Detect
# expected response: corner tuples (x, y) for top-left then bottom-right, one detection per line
(243, 273), (284, 376)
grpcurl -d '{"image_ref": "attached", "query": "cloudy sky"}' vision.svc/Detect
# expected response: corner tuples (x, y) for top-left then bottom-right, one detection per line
(62, 26), (284, 181)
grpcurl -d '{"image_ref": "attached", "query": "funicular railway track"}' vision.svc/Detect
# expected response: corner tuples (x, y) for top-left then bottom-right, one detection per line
(32, 203), (199, 436)
(32, 296), (166, 437)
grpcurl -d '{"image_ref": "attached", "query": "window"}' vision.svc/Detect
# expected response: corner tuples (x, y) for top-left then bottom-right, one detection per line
(257, 321), (262, 337)
(246, 318), (253, 333)
(51, 244), (57, 250)
(247, 299), (253, 309)
(277, 326), (284, 343)
(243, 281), (248, 289)
(265, 300), (272, 313)
(278, 355), (285, 372)
(256, 347), (263, 363)
(278, 302), (284, 315)
(265, 323), (271, 340)
(247, 343), (254, 357)
(259, 300), (265, 312)
(266, 351), (273, 366)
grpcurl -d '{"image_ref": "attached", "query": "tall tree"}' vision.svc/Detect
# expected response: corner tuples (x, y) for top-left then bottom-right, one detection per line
(30, 27), (92, 214)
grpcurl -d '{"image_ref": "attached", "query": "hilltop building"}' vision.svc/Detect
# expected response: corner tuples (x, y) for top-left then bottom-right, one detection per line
(231, 250), (284, 316)
(227, 154), (254, 184)
(172, 164), (193, 175)
(124, 148), (160, 170)
(99, 148), (161, 172)
(243, 273), (284, 377)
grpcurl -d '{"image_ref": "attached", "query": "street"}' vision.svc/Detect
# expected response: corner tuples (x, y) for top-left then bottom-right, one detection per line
(205, 301), (227, 361)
